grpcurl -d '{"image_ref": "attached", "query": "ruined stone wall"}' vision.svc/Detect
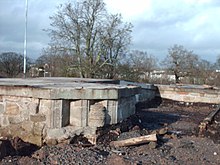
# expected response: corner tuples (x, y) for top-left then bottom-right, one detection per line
(69, 96), (137, 128)
(156, 85), (220, 104)
(0, 94), (138, 146)
(0, 96), (45, 146)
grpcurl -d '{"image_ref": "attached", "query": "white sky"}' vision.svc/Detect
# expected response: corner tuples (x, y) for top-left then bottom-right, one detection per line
(0, 0), (220, 62)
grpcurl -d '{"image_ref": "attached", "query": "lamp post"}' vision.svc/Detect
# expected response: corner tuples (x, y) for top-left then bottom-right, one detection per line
(23, 0), (28, 78)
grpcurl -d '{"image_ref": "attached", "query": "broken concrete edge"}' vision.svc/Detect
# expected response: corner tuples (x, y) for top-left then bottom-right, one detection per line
(0, 121), (46, 147)
(156, 84), (220, 94)
(44, 126), (98, 145)
(155, 84), (220, 104)
(0, 123), (96, 147)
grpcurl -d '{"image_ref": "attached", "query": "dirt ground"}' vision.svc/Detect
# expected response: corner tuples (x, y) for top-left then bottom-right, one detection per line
(1, 98), (220, 165)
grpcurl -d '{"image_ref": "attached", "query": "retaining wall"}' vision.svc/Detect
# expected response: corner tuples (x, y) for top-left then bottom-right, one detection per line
(156, 84), (220, 104)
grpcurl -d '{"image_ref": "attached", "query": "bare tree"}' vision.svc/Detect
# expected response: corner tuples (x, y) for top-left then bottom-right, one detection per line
(36, 48), (77, 77)
(129, 50), (157, 82)
(0, 52), (25, 77)
(115, 50), (158, 82)
(211, 55), (220, 86)
(46, 0), (132, 78)
(195, 59), (213, 84)
(214, 54), (220, 70)
(163, 45), (199, 83)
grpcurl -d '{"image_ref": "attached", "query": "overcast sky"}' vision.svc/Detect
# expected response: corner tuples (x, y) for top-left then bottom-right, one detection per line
(0, 0), (220, 63)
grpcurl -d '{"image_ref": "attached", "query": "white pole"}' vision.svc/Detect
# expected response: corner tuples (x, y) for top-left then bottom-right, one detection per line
(23, 0), (28, 78)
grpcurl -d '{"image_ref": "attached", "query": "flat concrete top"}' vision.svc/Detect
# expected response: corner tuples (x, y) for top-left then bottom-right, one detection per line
(0, 77), (120, 88)
(157, 84), (219, 90)
(0, 78), (140, 99)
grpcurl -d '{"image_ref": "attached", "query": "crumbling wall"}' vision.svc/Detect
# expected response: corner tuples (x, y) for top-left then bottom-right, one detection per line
(0, 78), (155, 146)
(156, 85), (220, 104)
(0, 95), (138, 146)
(0, 96), (46, 146)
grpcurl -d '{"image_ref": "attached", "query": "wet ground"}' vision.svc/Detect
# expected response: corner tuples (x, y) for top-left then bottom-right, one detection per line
(1, 98), (220, 165)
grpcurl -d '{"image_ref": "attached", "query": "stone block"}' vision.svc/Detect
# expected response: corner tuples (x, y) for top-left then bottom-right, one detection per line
(30, 114), (46, 122)
(70, 100), (89, 127)
(116, 96), (136, 123)
(4, 102), (20, 115)
(0, 116), (9, 127)
(2, 96), (39, 120)
(182, 96), (196, 102)
(204, 94), (218, 98)
(8, 116), (23, 124)
(46, 128), (66, 139)
(0, 103), (4, 114)
(39, 99), (52, 127)
(189, 93), (200, 97)
(88, 103), (106, 128)
(24, 134), (43, 147)
(61, 100), (70, 127)
(39, 99), (70, 129)
(52, 100), (70, 128)
(106, 100), (118, 124)
(22, 121), (34, 133)
(210, 98), (220, 104)
(33, 122), (45, 136)
(194, 97), (210, 103)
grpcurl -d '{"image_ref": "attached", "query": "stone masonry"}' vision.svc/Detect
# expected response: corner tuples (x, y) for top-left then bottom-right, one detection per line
(1, 78), (219, 146)
(156, 84), (220, 104)
(0, 78), (152, 146)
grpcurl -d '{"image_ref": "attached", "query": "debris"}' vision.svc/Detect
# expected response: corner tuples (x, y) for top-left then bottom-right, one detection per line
(148, 141), (157, 149)
(203, 106), (220, 123)
(131, 125), (141, 131)
(158, 127), (168, 135)
(199, 106), (220, 135)
(45, 139), (58, 146)
(110, 134), (157, 147)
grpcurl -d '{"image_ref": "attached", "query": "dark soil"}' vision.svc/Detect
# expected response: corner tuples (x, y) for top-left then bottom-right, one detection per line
(1, 97), (220, 165)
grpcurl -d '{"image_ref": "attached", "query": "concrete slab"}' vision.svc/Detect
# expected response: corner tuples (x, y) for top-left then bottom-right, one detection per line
(0, 77), (156, 146)
(0, 78), (140, 99)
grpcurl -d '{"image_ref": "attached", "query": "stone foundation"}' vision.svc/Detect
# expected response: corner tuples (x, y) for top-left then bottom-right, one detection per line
(1, 78), (220, 146)
(0, 78), (147, 146)
(156, 84), (220, 104)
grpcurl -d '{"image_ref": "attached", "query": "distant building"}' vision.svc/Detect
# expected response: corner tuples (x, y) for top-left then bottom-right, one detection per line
(149, 70), (175, 81)
(29, 64), (51, 77)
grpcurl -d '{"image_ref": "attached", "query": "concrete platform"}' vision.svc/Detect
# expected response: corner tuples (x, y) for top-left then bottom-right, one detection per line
(0, 77), (139, 99)
(0, 78), (155, 146)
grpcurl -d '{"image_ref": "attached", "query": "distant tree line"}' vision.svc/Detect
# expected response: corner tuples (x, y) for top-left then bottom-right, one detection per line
(2, 45), (220, 86)
(33, 44), (220, 87)
(0, 52), (32, 78)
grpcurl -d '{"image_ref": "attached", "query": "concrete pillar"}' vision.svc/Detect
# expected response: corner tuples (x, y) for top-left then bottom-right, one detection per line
(39, 99), (70, 128)
(106, 100), (118, 124)
(70, 100), (89, 127)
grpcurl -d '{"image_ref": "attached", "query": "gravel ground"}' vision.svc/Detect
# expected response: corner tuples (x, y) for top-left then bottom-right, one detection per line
(1, 98), (220, 165)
